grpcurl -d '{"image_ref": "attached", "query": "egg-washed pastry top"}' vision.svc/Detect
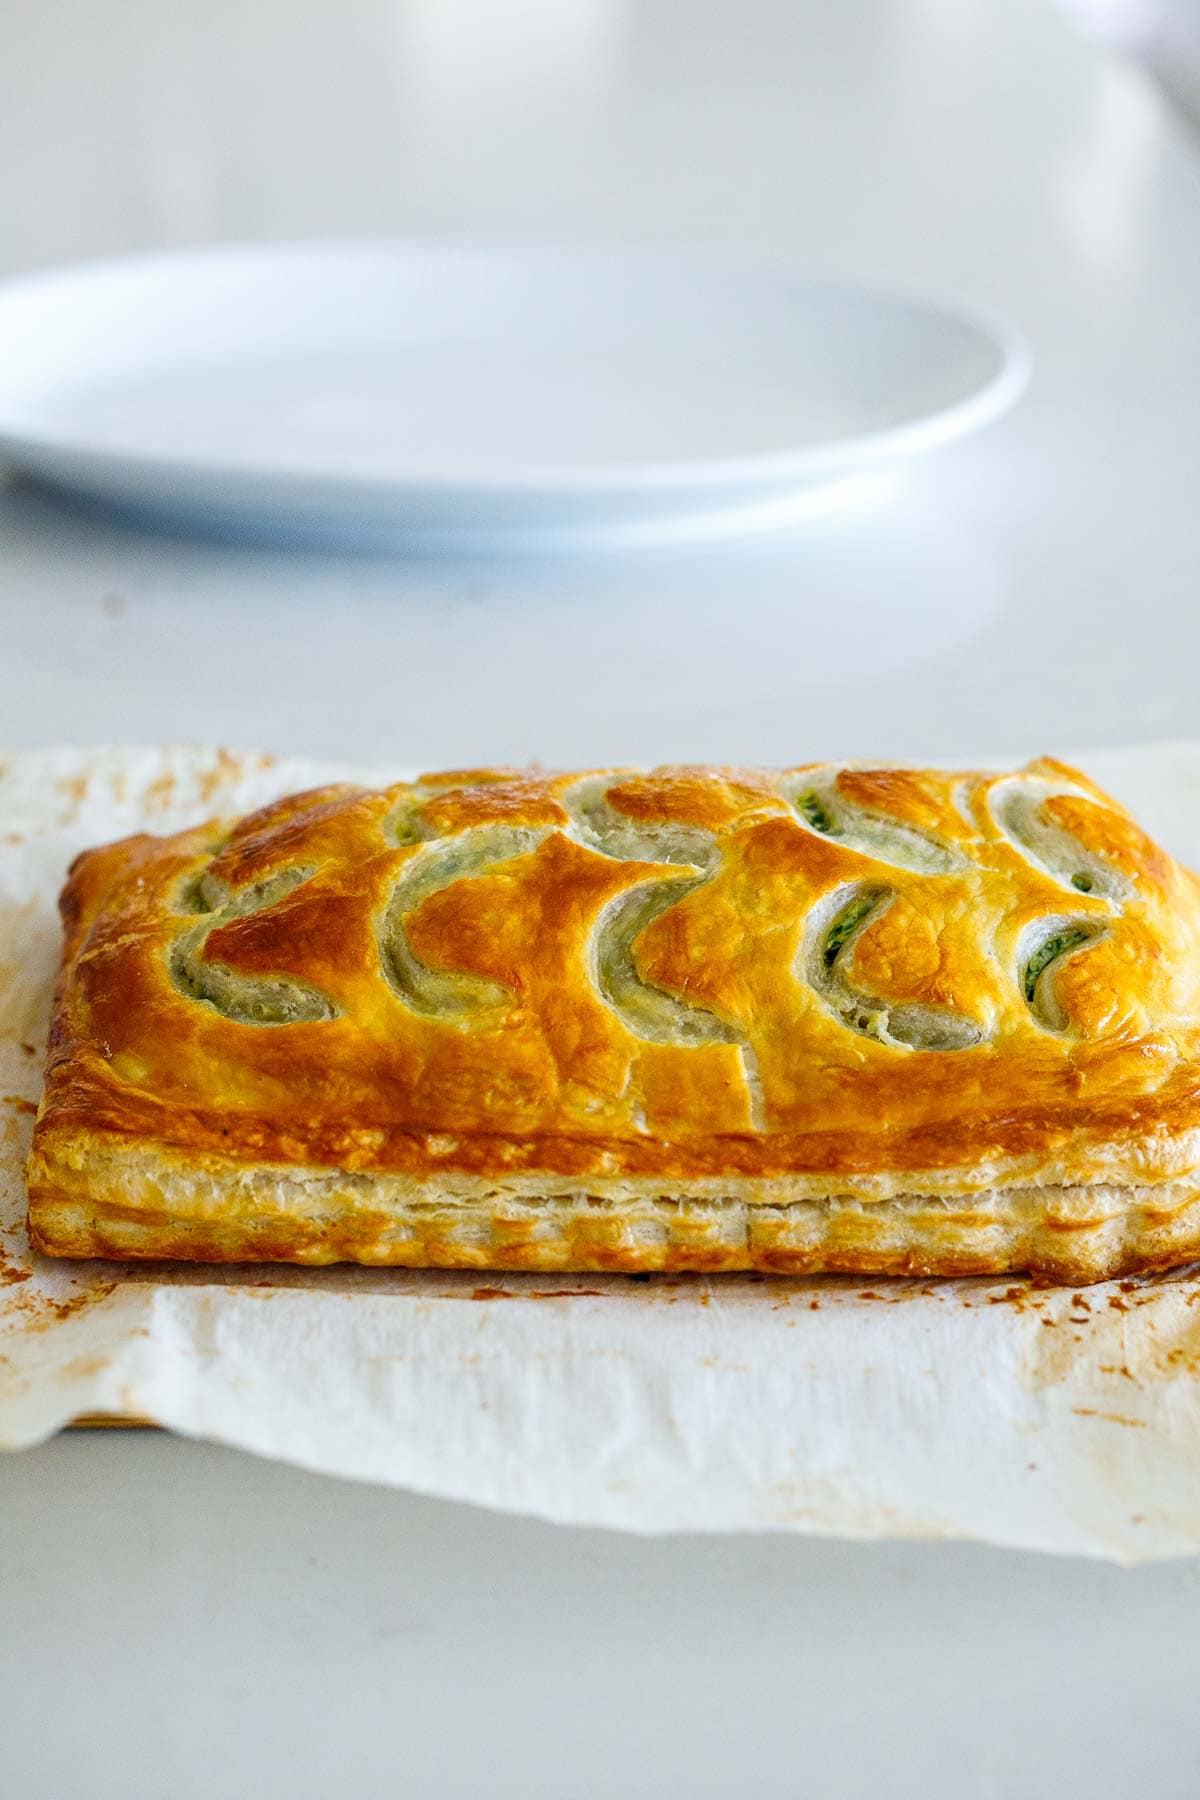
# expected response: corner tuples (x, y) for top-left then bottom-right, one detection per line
(26, 758), (1200, 1283)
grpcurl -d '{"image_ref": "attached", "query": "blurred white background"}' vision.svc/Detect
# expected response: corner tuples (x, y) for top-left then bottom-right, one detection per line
(1061, 0), (1200, 126)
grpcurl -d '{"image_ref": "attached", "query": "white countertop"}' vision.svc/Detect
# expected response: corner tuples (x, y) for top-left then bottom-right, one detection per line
(3, 0), (1200, 1793)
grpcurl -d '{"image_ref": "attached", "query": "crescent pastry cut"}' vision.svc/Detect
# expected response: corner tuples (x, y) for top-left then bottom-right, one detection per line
(26, 759), (1200, 1283)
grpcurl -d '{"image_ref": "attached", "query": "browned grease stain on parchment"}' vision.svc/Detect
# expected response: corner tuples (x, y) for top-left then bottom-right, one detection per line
(54, 750), (279, 822)
(0, 1268), (119, 1329)
(0, 900), (56, 1042)
(466, 1285), (604, 1301)
(139, 748), (277, 817)
(1017, 1270), (1200, 1394)
(1072, 1408), (1150, 1428)
(54, 773), (89, 823)
(197, 748), (276, 806)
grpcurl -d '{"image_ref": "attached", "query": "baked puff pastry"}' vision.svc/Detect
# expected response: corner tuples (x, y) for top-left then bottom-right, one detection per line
(26, 759), (1200, 1283)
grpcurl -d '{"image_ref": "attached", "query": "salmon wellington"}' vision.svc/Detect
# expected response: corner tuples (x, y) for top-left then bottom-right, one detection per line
(26, 758), (1200, 1284)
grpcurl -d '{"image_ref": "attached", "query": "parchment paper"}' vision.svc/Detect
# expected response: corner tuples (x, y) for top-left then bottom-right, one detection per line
(4, 742), (1200, 1561)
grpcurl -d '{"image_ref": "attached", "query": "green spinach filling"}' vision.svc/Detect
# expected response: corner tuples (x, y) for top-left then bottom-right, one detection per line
(1023, 926), (1094, 1003)
(797, 790), (838, 836)
(822, 891), (883, 972)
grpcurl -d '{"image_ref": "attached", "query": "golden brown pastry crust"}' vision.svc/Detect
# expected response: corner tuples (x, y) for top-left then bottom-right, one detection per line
(26, 759), (1200, 1282)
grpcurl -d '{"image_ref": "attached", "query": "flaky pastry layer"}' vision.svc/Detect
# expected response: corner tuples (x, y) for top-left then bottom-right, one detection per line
(27, 1137), (1200, 1285)
(27, 757), (1200, 1280)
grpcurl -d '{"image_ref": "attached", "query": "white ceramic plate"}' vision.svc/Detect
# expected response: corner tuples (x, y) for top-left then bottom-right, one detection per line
(0, 243), (1029, 551)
